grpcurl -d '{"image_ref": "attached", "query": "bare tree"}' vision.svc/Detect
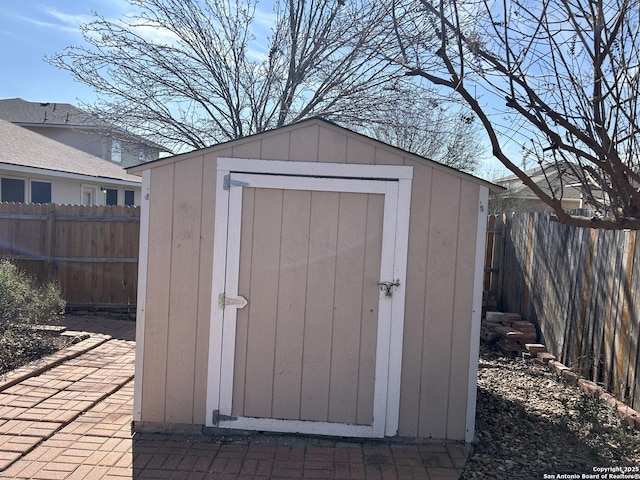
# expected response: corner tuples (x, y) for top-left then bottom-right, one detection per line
(48, 0), (486, 173)
(46, 0), (406, 153)
(369, 93), (485, 172)
(390, 0), (640, 229)
(47, 0), (402, 152)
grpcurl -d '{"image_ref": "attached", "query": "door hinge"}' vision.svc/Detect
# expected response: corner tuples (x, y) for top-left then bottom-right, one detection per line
(218, 293), (248, 309)
(212, 410), (237, 426)
(223, 174), (250, 190)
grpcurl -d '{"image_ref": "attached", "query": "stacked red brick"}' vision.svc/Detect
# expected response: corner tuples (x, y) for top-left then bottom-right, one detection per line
(481, 311), (538, 353)
(482, 290), (497, 315)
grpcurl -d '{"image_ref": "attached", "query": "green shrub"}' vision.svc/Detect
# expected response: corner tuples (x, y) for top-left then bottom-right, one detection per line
(0, 261), (65, 326)
(0, 261), (66, 374)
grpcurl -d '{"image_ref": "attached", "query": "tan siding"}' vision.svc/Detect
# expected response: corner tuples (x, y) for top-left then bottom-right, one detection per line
(398, 161), (433, 437)
(356, 193), (383, 425)
(289, 124), (320, 161)
(318, 127), (348, 163)
(214, 148), (234, 159)
(165, 158), (204, 423)
(234, 187), (380, 424)
(242, 188), (282, 418)
(141, 163), (175, 422)
(260, 131), (291, 160)
(300, 191), (340, 420)
(192, 156), (217, 423)
(231, 140), (261, 159)
(346, 137), (376, 165)
(232, 187), (256, 415)
(419, 170), (462, 438)
(374, 147), (404, 166)
(328, 193), (369, 424)
(272, 190), (311, 419)
(446, 180), (481, 439)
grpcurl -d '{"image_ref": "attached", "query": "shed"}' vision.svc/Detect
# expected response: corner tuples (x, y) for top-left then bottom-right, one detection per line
(129, 118), (494, 442)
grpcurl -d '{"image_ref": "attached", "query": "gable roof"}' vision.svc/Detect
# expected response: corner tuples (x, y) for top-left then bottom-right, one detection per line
(492, 162), (583, 200)
(129, 117), (499, 190)
(0, 119), (141, 184)
(0, 98), (97, 128)
(0, 98), (169, 152)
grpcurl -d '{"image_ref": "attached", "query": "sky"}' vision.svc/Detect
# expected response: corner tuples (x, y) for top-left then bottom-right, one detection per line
(0, 1), (509, 179)
(0, 0), (128, 105)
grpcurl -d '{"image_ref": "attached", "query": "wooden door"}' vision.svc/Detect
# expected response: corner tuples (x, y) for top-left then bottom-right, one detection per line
(207, 159), (412, 438)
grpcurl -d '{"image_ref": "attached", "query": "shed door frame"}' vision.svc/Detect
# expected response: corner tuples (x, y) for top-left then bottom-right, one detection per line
(206, 158), (412, 438)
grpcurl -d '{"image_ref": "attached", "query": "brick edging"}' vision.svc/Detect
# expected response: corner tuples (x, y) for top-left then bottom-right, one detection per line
(0, 333), (112, 392)
(545, 359), (640, 431)
(483, 311), (640, 432)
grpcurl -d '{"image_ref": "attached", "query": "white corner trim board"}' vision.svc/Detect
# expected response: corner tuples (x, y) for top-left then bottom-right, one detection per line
(132, 169), (151, 422)
(465, 185), (489, 443)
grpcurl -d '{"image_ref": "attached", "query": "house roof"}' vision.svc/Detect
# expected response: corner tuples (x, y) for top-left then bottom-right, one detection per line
(492, 162), (583, 199)
(0, 98), (169, 152)
(0, 119), (141, 184)
(129, 117), (500, 191)
(0, 98), (98, 128)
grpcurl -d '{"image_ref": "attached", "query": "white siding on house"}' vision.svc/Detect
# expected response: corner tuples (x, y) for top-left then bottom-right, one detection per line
(23, 126), (105, 159)
(0, 168), (141, 205)
(23, 125), (160, 168)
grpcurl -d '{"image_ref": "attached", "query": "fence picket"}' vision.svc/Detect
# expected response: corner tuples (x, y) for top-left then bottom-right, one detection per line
(485, 213), (640, 411)
(0, 202), (140, 309)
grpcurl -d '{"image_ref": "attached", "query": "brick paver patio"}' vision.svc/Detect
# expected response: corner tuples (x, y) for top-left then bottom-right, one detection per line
(0, 315), (469, 479)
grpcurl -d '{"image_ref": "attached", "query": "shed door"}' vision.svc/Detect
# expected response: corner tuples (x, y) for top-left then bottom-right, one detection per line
(207, 160), (412, 438)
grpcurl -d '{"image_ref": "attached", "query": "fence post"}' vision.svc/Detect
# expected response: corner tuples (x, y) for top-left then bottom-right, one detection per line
(497, 213), (506, 309)
(44, 205), (56, 279)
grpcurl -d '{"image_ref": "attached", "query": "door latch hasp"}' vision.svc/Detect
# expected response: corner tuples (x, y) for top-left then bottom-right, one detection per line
(378, 280), (400, 297)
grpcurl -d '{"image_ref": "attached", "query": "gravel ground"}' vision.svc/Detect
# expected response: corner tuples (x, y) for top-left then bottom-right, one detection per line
(462, 344), (640, 479)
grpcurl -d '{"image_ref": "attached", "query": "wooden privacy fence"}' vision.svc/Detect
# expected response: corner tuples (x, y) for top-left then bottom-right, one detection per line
(485, 212), (640, 412)
(483, 215), (505, 310)
(0, 202), (140, 309)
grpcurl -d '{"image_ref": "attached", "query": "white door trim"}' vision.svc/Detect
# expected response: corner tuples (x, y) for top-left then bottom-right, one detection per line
(385, 177), (412, 436)
(216, 157), (414, 179)
(206, 158), (412, 438)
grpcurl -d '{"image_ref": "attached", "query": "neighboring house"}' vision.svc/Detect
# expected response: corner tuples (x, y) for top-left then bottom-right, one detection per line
(0, 98), (168, 168)
(490, 162), (584, 213)
(0, 118), (141, 205)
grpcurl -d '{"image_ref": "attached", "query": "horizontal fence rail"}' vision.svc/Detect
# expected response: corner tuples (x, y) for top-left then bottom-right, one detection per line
(0, 202), (140, 310)
(486, 212), (640, 412)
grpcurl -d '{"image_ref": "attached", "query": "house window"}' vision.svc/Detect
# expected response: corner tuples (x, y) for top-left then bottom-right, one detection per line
(138, 148), (152, 164)
(124, 189), (135, 206)
(82, 186), (96, 206)
(1, 178), (25, 202)
(111, 139), (122, 163)
(105, 188), (118, 206)
(31, 181), (52, 204)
